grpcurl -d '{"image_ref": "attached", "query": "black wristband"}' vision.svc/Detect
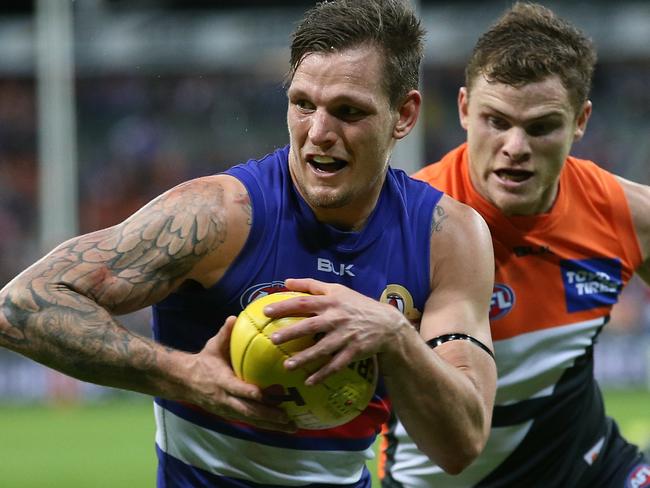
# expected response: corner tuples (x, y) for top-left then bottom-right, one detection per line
(426, 333), (495, 360)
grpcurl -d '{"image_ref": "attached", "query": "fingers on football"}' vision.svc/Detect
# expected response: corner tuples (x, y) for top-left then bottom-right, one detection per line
(221, 372), (265, 401)
(310, 347), (359, 385)
(228, 398), (297, 432)
(206, 315), (237, 353)
(270, 315), (324, 344)
(284, 277), (328, 294)
(264, 294), (320, 320)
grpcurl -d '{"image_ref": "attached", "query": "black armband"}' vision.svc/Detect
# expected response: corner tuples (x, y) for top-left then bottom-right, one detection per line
(426, 333), (495, 361)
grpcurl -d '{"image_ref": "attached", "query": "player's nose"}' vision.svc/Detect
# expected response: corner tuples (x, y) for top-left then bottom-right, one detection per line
(502, 127), (531, 163)
(308, 109), (337, 148)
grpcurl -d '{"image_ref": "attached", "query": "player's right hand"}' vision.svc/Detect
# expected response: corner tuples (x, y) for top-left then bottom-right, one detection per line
(183, 316), (297, 433)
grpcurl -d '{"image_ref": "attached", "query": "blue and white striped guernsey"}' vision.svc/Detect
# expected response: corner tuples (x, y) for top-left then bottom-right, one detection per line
(152, 145), (442, 487)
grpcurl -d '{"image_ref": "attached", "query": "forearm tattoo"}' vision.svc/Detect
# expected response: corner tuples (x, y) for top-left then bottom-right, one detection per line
(0, 179), (228, 390)
(431, 204), (448, 234)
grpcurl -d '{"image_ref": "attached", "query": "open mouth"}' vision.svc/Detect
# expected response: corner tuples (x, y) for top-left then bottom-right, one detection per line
(307, 155), (348, 173)
(494, 168), (533, 183)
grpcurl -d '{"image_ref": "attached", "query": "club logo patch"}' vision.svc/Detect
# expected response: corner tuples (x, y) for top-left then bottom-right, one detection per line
(240, 281), (288, 308)
(490, 284), (515, 320)
(380, 284), (422, 325)
(560, 258), (622, 313)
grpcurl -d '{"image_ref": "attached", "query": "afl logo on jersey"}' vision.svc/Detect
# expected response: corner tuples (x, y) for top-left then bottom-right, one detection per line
(490, 284), (515, 320)
(626, 463), (650, 488)
(240, 281), (288, 308)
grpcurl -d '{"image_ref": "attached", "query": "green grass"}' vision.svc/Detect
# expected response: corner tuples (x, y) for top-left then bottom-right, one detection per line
(0, 398), (156, 487)
(602, 388), (650, 447)
(0, 389), (648, 487)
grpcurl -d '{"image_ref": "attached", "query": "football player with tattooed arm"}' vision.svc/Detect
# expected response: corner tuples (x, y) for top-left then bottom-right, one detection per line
(381, 2), (650, 488)
(0, 1), (496, 487)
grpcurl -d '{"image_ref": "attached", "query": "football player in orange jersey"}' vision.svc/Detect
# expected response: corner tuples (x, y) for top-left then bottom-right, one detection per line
(381, 2), (650, 488)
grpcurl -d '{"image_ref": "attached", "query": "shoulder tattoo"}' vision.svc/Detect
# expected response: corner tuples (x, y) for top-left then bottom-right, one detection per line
(234, 191), (252, 226)
(431, 204), (448, 234)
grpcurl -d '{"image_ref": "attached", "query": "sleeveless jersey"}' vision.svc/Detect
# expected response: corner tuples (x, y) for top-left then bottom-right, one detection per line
(381, 143), (643, 487)
(151, 145), (442, 487)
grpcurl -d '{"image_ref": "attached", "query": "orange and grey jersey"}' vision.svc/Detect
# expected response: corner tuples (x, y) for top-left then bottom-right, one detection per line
(381, 143), (643, 487)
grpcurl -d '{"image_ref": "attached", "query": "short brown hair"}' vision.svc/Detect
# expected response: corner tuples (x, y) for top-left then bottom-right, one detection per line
(288, 0), (425, 108)
(465, 2), (597, 113)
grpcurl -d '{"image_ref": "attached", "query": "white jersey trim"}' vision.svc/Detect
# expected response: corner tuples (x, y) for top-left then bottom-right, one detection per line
(387, 317), (606, 487)
(155, 403), (372, 485)
(390, 420), (532, 487)
(494, 317), (605, 405)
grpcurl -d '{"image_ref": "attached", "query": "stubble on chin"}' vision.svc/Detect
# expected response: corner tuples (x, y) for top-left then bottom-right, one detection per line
(303, 187), (351, 210)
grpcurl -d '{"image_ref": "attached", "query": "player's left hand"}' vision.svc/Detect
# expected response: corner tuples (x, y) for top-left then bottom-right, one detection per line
(263, 277), (409, 385)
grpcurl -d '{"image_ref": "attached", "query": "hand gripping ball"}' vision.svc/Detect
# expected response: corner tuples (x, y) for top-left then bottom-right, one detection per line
(230, 291), (378, 430)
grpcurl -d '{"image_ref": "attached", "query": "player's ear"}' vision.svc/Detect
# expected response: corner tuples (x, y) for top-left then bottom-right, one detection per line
(458, 87), (469, 131)
(573, 100), (592, 141)
(393, 90), (421, 140)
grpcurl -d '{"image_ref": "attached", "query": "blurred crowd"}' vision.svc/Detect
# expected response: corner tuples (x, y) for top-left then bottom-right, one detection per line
(0, 58), (649, 398)
(2, 60), (650, 281)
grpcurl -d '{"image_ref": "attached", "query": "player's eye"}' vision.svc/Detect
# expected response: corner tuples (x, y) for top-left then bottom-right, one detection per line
(336, 105), (365, 120)
(487, 116), (510, 131)
(527, 121), (558, 137)
(295, 99), (315, 112)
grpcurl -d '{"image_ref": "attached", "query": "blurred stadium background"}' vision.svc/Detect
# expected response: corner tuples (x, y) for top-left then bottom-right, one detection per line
(0, 0), (649, 486)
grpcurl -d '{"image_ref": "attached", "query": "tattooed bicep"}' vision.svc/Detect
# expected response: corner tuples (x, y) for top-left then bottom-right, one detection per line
(430, 204), (448, 235)
(28, 177), (230, 313)
(234, 191), (252, 226)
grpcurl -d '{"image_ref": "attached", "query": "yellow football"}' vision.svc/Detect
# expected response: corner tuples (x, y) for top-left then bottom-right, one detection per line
(230, 291), (378, 430)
